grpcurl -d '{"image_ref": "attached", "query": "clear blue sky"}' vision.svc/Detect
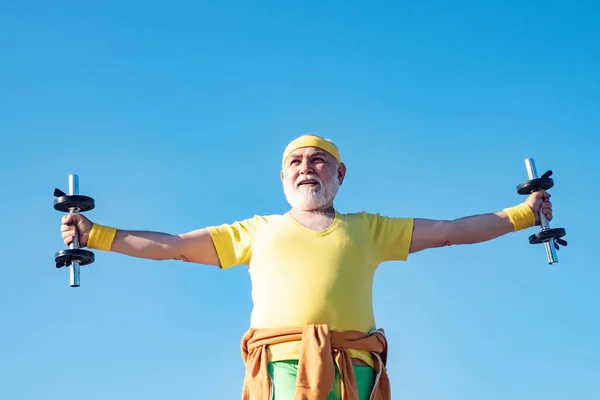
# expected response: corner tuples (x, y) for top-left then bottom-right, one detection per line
(1, 1), (598, 399)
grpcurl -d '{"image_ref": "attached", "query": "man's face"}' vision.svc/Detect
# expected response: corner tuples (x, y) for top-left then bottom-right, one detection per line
(281, 146), (345, 210)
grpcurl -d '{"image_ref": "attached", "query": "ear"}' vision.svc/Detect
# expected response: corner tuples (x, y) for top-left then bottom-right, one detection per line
(337, 162), (347, 185)
(280, 170), (284, 182)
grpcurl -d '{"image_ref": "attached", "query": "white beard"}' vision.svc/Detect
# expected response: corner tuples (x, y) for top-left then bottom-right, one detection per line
(283, 172), (340, 210)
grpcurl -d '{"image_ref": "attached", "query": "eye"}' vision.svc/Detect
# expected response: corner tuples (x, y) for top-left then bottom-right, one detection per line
(289, 159), (300, 165)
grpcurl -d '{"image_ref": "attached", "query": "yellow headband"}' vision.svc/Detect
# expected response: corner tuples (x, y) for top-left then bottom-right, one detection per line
(281, 135), (341, 168)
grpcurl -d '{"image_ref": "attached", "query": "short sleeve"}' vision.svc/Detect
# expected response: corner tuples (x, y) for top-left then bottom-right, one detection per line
(207, 217), (261, 268)
(368, 213), (415, 262)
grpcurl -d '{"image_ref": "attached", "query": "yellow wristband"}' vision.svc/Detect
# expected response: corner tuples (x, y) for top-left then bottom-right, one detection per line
(503, 203), (535, 232)
(88, 224), (117, 251)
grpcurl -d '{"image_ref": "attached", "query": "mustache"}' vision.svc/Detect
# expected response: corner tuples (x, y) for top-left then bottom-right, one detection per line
(295, 174), (323, 187)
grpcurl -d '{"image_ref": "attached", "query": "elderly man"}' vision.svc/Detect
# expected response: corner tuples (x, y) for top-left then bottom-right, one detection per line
(60, 134), (552, 400)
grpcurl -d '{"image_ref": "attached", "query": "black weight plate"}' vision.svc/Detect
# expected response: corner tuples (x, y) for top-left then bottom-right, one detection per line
(53, 195), (95, 212)
(517, 178), (554, 195)
(54, 249), (95, 268)
(529, 227), (566, 244)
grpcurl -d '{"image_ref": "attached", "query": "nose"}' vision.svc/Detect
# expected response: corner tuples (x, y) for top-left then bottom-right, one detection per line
(299, 158), (313, 174)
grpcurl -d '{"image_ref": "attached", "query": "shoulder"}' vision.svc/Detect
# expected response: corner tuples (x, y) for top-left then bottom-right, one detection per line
(338, 210), (372, 220)
(214, 213), (285, 229)
(339, 211), (412, 224)
(339, 211), (414, 235)
(249, 213), (286, 224)
(207, 214), (285, 242)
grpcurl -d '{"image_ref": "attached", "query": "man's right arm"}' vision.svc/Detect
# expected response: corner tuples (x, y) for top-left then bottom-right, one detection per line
(61, 214), (221, 267)
(110, 228), (221, 266)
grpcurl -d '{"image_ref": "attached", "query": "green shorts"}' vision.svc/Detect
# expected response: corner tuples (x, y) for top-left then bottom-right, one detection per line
(268, 360), (376, 400)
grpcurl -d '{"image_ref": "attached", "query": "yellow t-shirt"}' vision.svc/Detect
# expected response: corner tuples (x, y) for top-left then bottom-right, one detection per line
(208, 211), (414, 367)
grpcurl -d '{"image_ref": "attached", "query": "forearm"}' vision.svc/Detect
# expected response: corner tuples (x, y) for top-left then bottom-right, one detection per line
(109, 229), (183, 260)
(411, 203), (535, 253)
(448, 211), (513, 245)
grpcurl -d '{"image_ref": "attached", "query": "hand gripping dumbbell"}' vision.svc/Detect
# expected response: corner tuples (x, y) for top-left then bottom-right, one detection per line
(53, 174), (95, 287)
(517, 158), (567, 264)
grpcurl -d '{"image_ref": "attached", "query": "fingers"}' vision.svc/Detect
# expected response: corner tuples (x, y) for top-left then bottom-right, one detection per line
(62, 214), (78, 225)
(61, 221), (76, 246)
(541, 200), (553, 221)
(60, 213), (92, 247)
(62, 213), (86, 228)
(61, 214), (79, 246)
(62, 228), (75, 246)
(543, 191), (551, 201)
(526, 190), (555, 225)
(534, 189), (551, 201)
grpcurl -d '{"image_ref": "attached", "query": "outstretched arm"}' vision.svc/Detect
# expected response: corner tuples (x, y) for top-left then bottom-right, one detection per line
(110, 228), (221, 266)
(61, 214), (221, 266)
(409, 190), (552, 254)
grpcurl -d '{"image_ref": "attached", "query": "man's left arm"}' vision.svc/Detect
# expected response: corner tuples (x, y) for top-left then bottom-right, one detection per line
(409, 190), (553, 254)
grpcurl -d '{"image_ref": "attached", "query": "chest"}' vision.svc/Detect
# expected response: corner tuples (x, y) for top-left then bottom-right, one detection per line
(249, 219), (379, 280)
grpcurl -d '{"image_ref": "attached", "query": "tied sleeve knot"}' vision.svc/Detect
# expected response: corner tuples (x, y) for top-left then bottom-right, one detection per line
(240, 325), (391, 400)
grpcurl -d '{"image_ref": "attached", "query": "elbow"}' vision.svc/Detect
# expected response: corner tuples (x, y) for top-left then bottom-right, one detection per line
(438, 220), (475, 246)
(410, 219), (455, 253)
(445, 220), (480, 245)
(170, 235), (189, 261)
(438, 220), (459, 247)
(153, 235), (186, 261)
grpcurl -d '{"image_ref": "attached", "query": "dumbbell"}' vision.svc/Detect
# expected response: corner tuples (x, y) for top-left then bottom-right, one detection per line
(517, 158), (567, 264)
(53, 174), (95, 287)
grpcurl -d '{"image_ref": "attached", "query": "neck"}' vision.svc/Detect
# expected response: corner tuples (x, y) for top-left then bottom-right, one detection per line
(288, 204), (336, 231)
(289, 205), (335, 218)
